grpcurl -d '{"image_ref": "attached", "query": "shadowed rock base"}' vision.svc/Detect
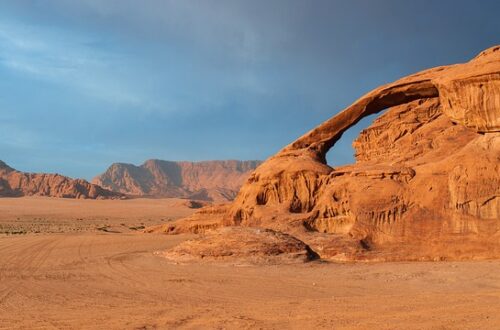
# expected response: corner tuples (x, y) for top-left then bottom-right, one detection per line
(161, 227), (319, 264)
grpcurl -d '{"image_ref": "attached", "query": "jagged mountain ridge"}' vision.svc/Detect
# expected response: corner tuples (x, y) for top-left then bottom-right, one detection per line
(92, 159), (262, 202)
(0, 160), (122, 199)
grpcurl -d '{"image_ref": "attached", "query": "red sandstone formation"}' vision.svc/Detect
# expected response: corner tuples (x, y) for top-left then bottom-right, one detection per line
(92, 159), (261, 202)
(0, 161), (123, 199)
(154, 46), (500, 261)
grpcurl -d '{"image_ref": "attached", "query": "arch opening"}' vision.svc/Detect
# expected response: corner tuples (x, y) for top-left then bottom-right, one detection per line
(325, 111), (385, 168)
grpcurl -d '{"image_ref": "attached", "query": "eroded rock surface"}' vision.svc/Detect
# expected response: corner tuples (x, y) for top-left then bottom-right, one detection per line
(153, 46), (500, 262)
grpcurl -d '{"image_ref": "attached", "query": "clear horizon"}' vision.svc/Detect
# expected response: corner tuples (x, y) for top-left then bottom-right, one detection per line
(1, 0), (499, 180)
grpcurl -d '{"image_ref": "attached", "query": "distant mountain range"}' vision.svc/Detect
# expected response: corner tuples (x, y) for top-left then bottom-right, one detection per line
(0, 159), (261, 201)
(92, 159), (262, 202)
(0, 160), (122, 199)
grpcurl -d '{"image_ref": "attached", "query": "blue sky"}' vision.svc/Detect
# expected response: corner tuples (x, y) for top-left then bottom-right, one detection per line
(1, 0), (499, 180)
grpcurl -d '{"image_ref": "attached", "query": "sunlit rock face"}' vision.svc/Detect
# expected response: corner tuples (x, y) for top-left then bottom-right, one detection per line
(155, 46), (500, 261)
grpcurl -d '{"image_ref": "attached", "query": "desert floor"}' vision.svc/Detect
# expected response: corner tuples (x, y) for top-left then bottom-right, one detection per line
(1, 197), (499, 329)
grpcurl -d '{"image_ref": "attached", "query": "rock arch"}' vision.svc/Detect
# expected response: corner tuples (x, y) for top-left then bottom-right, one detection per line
(156, 46), (500, 261)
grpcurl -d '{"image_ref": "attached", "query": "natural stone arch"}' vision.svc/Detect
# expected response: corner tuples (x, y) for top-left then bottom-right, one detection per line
(154, 46), (500, 258)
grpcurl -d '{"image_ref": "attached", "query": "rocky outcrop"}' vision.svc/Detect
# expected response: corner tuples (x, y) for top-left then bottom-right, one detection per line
(93, 159), (261, 202)
(154, 46), (500, 262)
(0, 161), (123, 199)
(161, 227), (318, 264)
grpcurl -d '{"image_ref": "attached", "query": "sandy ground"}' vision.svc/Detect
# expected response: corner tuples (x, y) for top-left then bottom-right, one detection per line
(1, 198), (500, 329)
(0, 197), (195, 234)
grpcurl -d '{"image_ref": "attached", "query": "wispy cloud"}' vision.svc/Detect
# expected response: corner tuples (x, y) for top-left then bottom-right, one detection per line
(0, 20), (151, 109)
